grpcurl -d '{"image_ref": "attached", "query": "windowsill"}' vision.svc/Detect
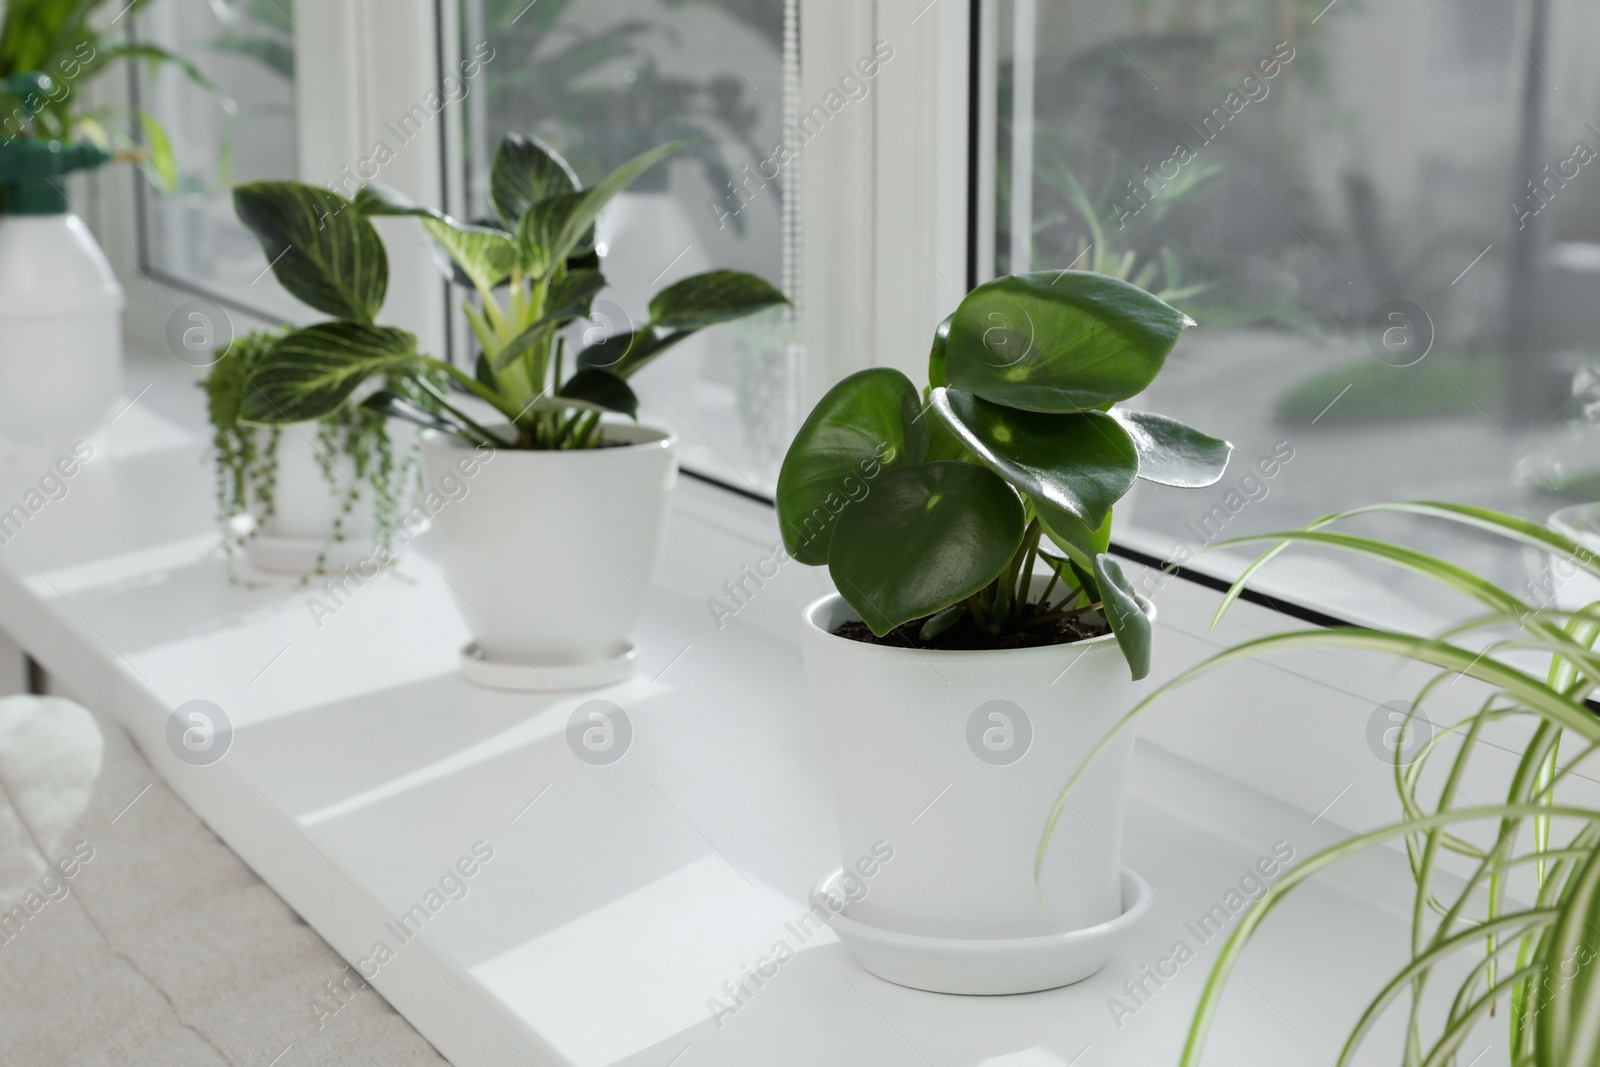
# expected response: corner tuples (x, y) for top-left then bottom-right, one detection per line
(0, 346), (1526, 1064)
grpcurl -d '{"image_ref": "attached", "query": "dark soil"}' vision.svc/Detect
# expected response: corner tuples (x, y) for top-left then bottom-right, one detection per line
(834, 610), (1110, 651)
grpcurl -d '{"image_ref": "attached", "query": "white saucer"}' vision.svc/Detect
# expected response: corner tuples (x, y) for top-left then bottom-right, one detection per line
(811, 865), (1153, 995)
(459, 641), (636, 692)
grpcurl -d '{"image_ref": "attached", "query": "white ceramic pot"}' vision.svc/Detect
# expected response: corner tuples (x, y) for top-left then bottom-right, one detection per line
(242, 425), (400, 574)
(420, 424), (677, 688)
(800, 588), (1148, 945)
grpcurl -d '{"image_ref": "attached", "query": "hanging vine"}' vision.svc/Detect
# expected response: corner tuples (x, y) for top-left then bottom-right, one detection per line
(205, 328), (419, 577)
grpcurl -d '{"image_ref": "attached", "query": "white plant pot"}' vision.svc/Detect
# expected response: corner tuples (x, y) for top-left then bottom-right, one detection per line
(799, 586), (1151, 992)
(1548, 503), (1600, 611)
(241, 425), (402, 574)
(420, 424), (677, 690)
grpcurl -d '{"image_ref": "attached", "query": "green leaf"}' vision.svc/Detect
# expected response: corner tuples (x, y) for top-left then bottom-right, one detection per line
(492, 321), (555, 372)
(776, 368), (928, 565)
(134, 111), (177, 192)
(829, 463), (1025, 636)
(542, 269), (607, 326)
(1034, 499), (1112, 571)
(233, 182), (387, 323)
(558, 368), (638, 417)
(361, 389), (458, 435)
(920, 605), (967, 642)
(1094, 555), (1153, 680)
(647, 270), (788, 330)
(931, 387), (1138, 530)
(350, 181), (438, 219)
(944, 271), (1193, 413)
(927, 313), (953, 389)
(490, 133), (581, 228)
(422, 217), (518, 293)
(574, 328), (687, 378)
(518, 141), (686, 279)
(1112, 409), (1232, 488)
(240, 323), (417, 423)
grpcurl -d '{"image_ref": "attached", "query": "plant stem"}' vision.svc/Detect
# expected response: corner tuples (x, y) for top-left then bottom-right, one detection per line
(420, 357), (523, 421)
(414, 376), (513, 448)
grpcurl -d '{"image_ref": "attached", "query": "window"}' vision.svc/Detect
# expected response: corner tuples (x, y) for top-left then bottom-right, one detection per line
(132, 0), (302, 319)
(458, 0), (803, 493)
(979, 0), (1600, 621)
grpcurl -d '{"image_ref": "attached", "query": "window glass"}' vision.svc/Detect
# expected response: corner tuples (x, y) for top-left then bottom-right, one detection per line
(986, 0), (1600, 618)
(134, 0), (302, 319)
(462, 0), (801, 493)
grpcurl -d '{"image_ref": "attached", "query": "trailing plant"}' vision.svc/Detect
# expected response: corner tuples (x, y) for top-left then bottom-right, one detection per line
(205, 328), (419, 566)
(1039, 502), (1600, 1065)
(0, 0), (224, 191)
(774, 271), (1234, 678)
(230, 136), (787, 450)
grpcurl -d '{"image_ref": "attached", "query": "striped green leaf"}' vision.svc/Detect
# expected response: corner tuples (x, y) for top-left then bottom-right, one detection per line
(240, 323), (417, 424)
(233, 182), (387, 324)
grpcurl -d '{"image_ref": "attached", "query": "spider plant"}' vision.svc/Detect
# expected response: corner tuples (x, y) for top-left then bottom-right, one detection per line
(1039, 502), (1600, 1066)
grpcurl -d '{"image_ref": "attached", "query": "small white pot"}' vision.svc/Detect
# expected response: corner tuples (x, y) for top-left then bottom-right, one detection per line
(800, 589), (1148, 944)
(241, 425), (404, 574)
(420, 424), (677, 688)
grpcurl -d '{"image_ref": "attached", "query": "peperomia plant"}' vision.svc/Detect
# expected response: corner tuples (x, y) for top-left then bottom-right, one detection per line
(776, 271), (1233, 679)
(231, 136), (786, 449)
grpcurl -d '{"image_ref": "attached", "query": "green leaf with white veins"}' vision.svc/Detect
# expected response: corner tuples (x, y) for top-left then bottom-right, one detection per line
(1111, 409), (1233, 488)
(775, 368), (927, 565)
(233, 182), (387, 324)
(931, 387), (1138, 530)
(240, 323), (418, 424)
(829, 463), (1025, 635)
(518, 142), (686, 280)
(647, 270), (789, 330)
(421, 217), (518, 292)
(490, 133), (582, 228)
(944, 271), (1193, 413)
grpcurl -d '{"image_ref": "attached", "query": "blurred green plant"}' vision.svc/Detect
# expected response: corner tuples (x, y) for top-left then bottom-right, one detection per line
(1041, 502), (1600, 1066)
(0, 0), (225, 191)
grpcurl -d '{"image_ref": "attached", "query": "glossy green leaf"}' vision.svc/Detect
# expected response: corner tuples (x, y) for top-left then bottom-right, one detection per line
(489, 133), (580, 228)
(558, 368), (638, 417)
(421, 217), (518, 293)
(240, 323), (417, 424)
(927, 313), (953, 389)
(931, 387), (1138, 530)
(647, 270), (789, 330)
(518, 142), (686, 279)
(1034, 499), (1112, 571)
(775, 368), (928, 565)
(1095, 554), (1153, 680)
(539, 269), (607, 327)
(944, 271), (1193, 413)
(830, 463), (1025, 635)
(351, 181), (438, 219)
(1112, 409), (1232, 488)
(233, 182), (387, 324)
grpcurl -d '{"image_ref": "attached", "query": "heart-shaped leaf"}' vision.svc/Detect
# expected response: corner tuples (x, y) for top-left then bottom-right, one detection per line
(518, 141), (686, 279)
(776, 368), (928, 565)
(1112, 409), (1232, 488)
(647, 270), (788, 330)
(558, 367), (638, 417)
(233, 182), (387, 324)
(420, 217), (519, 292)
(944, 271), (1193, 413)
(490, 134), (580, 228)
(829, 462), (1025, 635)
(240, 323), (417, 424)
(931, 387), (1138, 530)
(1095, 554), (1153, 680)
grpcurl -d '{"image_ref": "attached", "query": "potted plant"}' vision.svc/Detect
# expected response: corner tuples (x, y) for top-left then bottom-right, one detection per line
(230, 136), (785, 687)
(1051, 504), (1600, 1064)
(777, 271), (1232, 993)
(204, 328), (422, 575)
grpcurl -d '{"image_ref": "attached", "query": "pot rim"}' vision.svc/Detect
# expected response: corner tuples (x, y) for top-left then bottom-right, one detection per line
(800, 587), (1154, 662)
(419, 421), (678, 454)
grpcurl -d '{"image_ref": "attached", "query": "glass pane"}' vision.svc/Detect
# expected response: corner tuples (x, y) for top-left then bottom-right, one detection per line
(134, 0), (302, 319)
(461, 0), (800, 493)
(987, 0), (1600, 619)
